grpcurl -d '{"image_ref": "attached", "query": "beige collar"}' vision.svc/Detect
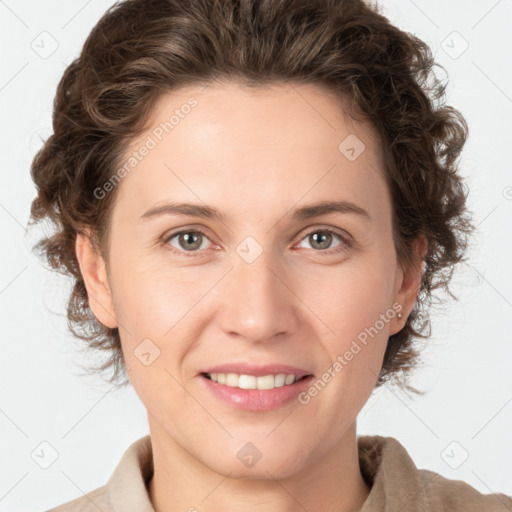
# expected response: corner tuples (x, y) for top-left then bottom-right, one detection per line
(106, 434), (512, 512)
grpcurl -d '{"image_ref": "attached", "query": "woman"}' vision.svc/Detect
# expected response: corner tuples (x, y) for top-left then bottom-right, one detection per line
(28, 0), (512, 510)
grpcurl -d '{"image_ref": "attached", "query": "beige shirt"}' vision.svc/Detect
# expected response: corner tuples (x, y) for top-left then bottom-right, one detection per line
(47, 434), (512, 511)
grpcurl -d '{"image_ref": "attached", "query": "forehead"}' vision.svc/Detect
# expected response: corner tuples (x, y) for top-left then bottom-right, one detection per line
(111, 81), (390, 226)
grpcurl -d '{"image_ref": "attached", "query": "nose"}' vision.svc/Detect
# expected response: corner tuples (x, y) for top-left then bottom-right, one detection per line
(216, 248), (299, 345)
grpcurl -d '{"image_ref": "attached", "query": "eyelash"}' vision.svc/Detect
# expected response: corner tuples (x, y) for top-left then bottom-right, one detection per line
(161, 226), (352, 258)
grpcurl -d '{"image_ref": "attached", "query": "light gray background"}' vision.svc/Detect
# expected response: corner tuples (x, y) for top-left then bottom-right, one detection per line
(1, 0), (511, 510)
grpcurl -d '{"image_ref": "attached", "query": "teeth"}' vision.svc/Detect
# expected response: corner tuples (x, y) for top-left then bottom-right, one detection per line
(207, 372), (304, 390)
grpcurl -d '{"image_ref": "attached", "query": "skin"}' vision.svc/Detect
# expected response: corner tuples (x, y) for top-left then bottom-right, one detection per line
(75, 81), (426, 512)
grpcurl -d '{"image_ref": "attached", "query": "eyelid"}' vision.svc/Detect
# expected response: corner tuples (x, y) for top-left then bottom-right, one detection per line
(296, 224), (352, 243)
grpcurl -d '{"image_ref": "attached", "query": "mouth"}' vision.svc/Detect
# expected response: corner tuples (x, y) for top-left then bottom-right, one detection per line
(201, 372), (312, 390)
(198, 371), (315, 411)
(197, 362), (315, 410)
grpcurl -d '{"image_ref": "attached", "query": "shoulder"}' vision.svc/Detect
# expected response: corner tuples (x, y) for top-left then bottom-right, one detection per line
(46, 484), (110, 512)
(44, 434), (154, 512)
(358, 434), (512, 512)
(418, 468), (512, 512)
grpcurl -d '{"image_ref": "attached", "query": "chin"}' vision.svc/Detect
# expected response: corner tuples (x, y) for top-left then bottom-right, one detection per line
(202, 443), (311, 480)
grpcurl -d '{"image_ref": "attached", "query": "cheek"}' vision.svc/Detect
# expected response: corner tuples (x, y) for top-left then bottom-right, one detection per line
(298, 256), (396, 404)
(109, 239), (396, 362)
(107, 255), (216, 382)
(108, 253), (187, 332)
(109, 258), (196, 409)
(113, 284), (172, 339)
(301, 263), (395, 413)
(298, 255), (397, 338)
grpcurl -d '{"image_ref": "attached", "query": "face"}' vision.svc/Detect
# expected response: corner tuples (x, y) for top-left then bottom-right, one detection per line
(77, 81), (423, 479)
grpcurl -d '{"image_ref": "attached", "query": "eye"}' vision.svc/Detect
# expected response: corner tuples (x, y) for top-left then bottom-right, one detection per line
(162, 226), (352, 257)
(295, 227), (351, 255)
(163, 228), (213, 256)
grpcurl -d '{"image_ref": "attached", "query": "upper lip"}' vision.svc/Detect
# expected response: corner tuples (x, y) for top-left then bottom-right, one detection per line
(200, 362), (313, 378)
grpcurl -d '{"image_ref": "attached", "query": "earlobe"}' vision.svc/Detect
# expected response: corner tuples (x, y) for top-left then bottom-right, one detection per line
(75, 229), (118, 329)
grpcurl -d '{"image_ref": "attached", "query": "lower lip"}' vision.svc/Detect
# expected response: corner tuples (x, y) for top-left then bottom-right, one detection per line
(199, 374), (314, 411)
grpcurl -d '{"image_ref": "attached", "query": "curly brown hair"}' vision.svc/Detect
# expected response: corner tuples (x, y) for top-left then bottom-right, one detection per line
(28, 0), (474, 393)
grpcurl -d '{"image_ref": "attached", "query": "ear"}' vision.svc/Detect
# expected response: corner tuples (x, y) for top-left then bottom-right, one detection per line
(390, 234), (428, 335)
(75, 228), (118, 329)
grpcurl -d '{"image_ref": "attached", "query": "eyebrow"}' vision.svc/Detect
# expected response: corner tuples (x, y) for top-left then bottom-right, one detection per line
(140, 200), (371, 223)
